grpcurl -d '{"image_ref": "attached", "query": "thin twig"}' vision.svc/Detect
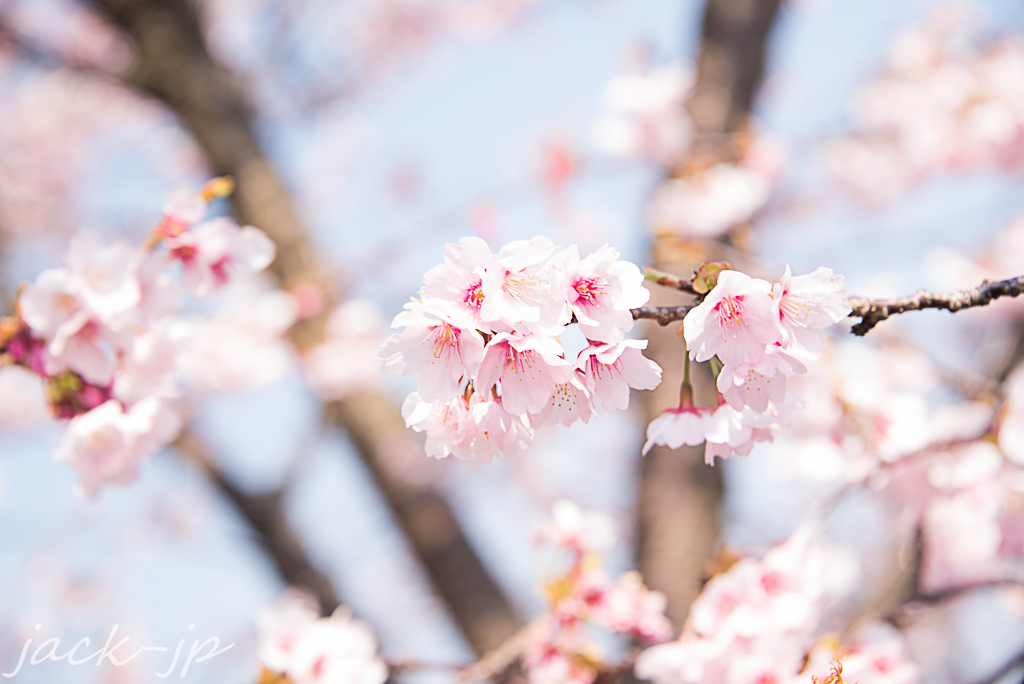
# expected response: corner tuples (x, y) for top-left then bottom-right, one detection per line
(847, 275), (1024, 336)
(631, 305), (694, 326)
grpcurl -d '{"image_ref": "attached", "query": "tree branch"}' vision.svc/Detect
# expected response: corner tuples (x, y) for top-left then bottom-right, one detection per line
(174, 431), (340, 615)
(847, 275), (1024, 335)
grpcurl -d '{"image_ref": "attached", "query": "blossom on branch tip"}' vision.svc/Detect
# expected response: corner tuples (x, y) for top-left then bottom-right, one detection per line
(683, 270), (778, 367)
(164, 218), (275, 298)
(772, 265), (852, 355)
(643, 406), (709, 455)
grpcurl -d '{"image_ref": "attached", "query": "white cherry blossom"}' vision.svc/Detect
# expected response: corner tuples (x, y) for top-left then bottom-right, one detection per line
(578, 339), (662, 413)
(683, 270), (779, 367)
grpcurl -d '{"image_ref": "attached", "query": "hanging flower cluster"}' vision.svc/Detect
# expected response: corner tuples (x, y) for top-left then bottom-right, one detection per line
(380, 236), (661, 464)
(0, 178), (276, 496)
(255, 590), (388, 684)
(644, 266), (851, 464)
(523, 501), (672, 684)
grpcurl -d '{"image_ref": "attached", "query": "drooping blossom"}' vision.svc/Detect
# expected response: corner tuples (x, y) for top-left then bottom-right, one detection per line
(643, 406), (709, 456)
(401, 391), (532, 465)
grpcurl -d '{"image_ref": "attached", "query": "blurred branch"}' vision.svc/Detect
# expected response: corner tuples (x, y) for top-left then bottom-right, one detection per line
(848, 275), (1024, 336)
(637, 0), (783, 628)
(174, 430), (340, 615)
(86, 0), (519, 654)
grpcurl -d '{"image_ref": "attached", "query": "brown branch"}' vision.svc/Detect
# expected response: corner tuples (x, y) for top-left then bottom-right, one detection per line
(631, 305), (694, 326)
(174, 431), (340, 615)
(848, 275), (1024, 336)
(86, 0), (519, 655)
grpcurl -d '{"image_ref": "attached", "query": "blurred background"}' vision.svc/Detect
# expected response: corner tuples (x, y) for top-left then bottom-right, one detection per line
(1, 0), (1024, 682)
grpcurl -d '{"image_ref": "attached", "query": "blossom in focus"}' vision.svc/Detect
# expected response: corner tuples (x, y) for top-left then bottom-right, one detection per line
(642, 406), (709, 455)
(683, 270), (778, 367)
(379, 299), (484, 403)
(479, 237), (569, 336)
(579, 339), (663, 413)
(476, 331), (574, 416)
(563, 244), (649, 342)
(772, 266), (851, 355)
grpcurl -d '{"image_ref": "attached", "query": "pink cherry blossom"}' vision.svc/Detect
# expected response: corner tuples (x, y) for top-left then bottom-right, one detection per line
(683, 270), (779, 367)
(716, 346), (806, 413)
(255, 590), (321, 674)
(305, 299), (388, 400)
(478, 237), (569, 336)
(164, 218), (276, 298)
(541, 500), (616, 555)
(476, 331), (573, 416)
(420, 236), (493, 331)
(285, 611), (388, 684)
(564, 244), (649, 342)
(578, 339), (662, 413)
(401, 391), (533, 464)
(642, 406), (709, 455)
(772, 266), (851, 355)
(592, 571), (672, 643)
(379, 299), (485, 403)
(54, 398), (182, 498)
(531, 371), (597, 427)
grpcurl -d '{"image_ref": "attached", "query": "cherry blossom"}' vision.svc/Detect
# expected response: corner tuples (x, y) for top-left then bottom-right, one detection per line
(379, 299), (485, 403)
(578, 339), (663, 413)
(255, 591), (388, 684)
(683, 270), (778, 367)
(306, 299), (389, 400)
(164, 217), (276, 298)
(54, 398), (182, 498)
(563, 244), (649, 342)
(643, 406), (709, 455)
(476, 331), (574, 416)
(772, 266), (851, 355)
(479, 237), (569, 336)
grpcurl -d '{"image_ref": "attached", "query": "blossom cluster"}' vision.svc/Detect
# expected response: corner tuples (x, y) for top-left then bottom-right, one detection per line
(255, 590), (388, 684)
(1, 179), (276, 496)
(643, 266), (851, 464)
(634, 528), (918, 684)
(380, 236), (661, 463)
(523, 501), (672, 684)
(828, 8), (1024, 203)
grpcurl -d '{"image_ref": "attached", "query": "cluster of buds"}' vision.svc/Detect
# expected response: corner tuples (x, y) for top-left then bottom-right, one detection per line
(643, 265), (851, 465)
(523, 501), (672, 684)
(380, 236), (661, 464)
(0, 178), (276, 496)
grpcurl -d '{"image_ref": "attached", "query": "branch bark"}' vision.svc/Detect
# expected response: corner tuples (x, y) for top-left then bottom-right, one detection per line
(86, 0), (519, 655)
(175, 431), (340, 615)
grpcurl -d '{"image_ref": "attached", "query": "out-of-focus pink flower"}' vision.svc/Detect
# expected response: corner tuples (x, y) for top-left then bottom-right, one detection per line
(164, 218), (276, 298)
(649, 164), (771, 239)
(541, 500), (616, 555)
(306, 300), (387, 400)
(255, 591), (388, 684)
(54, 398), (181, 498)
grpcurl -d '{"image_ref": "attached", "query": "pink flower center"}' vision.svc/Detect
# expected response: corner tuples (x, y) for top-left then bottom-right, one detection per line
(429, 323), (463, 361)
(573, 276), (607, 306)
(715, 295), (747, 331)
(463, 279), (485, 310)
